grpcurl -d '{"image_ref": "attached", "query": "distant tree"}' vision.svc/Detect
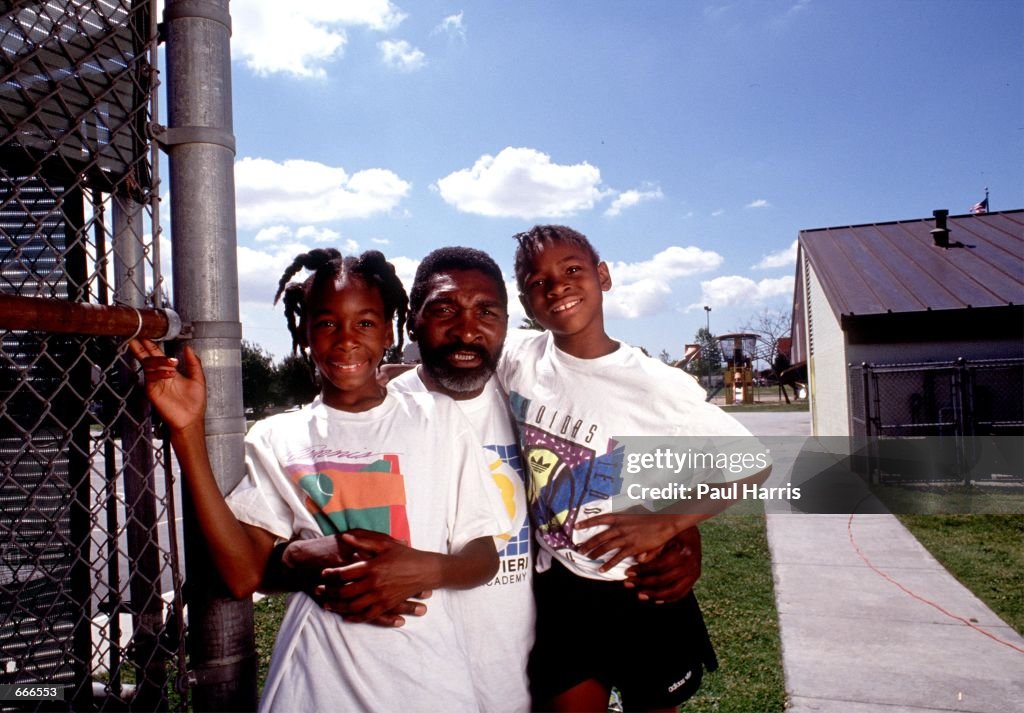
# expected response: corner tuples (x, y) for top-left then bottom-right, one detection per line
(519, 317), (544, 331)
(685, 327), (723, 385)
(241, 340), (275, 418)
(658, 349), (672, 364)
(274, 353), (318, 408)
(740, 308), (792, 369)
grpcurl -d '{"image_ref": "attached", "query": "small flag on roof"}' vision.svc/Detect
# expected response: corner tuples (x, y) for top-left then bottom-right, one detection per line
(970, 190), (989, 214)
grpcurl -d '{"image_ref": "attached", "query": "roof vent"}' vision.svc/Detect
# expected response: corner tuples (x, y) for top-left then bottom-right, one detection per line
(931, 209), (949, 248)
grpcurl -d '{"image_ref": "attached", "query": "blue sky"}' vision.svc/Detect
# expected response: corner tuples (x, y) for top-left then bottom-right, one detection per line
(185, 0), (1023, 361)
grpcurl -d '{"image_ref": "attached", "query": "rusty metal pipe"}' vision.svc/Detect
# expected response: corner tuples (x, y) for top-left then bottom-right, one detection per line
(0, 293), (182, 340)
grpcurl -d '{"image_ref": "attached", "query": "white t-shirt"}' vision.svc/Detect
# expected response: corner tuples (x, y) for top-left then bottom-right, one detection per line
(498, 330), (765, 581)
(391, 370), (534, 713)
(227, 392), (510, 713)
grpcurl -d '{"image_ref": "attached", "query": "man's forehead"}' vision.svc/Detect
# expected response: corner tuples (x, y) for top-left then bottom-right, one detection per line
(424, 269), (504, 301)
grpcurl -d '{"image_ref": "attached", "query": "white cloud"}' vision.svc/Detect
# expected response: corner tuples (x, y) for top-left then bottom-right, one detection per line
(387, 255), (421, 292)
(435, 147), (610, 219)
(771, 0), (813, 31)
(254, 226), (290, 243)
(745, 199), (771, 209)
(378, 39), (426, 71)
(296, 226), (344, 245)
(608, 246), (722, 283)
(231, 0), (407, 78)
(604, 185), (664, 217)
(371, 237), (391, 245)
(711, 209), (725, 217)
(604, 280), (674, 320)
(690, 275), (794, 310)
(434, 12), (466, 39)
(504, 279), (527, 324)
(255, 225), (347, 247)
(602, 246), (723, 319)
(753, 239), (798, 270)
(237, 241), (314, 305)
(235, 157), (411, 229)
(788, 0), (813, 16)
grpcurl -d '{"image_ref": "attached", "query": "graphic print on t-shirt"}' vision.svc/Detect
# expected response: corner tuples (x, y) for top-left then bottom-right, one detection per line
(285, 453), (411, 542)
(484, 442), (531, 558)
(509, 392), (625, 552)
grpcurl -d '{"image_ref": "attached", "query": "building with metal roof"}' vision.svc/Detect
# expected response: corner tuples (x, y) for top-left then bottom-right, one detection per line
(791, 209), (1023, 437)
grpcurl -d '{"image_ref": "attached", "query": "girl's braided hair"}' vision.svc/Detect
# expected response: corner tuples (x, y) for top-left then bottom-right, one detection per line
(274, 248), (408, 366)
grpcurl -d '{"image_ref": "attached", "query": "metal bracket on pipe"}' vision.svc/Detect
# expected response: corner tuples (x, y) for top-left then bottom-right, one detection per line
(188, 321), (243, 341)
(150, 123), (236, 153)
(204, 415), (249, 437)
(158, 309), (183, 342)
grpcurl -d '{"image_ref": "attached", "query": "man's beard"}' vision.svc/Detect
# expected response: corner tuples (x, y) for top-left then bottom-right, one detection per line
(418, 340), (502, 394)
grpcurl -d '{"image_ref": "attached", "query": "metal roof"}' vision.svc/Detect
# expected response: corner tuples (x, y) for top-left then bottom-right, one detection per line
(798, 209), (1024, 321)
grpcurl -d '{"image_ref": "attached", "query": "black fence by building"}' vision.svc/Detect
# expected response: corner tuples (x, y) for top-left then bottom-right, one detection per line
(849, 358), (1024, 485)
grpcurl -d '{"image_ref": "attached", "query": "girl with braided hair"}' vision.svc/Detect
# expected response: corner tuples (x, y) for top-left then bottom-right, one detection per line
(129, 248), (508, 712)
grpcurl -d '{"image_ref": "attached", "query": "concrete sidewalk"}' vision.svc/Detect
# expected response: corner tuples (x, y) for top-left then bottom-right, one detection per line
(732, 412), (1024, 713)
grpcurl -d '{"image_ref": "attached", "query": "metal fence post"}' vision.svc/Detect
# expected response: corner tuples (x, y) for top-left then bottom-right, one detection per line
(861, 363), (878, 484)
(113, 196), (170, 710)
(954, 357), (970, 486)
(163, 1), (256, 710)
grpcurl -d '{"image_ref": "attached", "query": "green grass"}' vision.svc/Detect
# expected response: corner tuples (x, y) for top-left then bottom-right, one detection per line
(896, 514), (1024, 635)
(254, 593), (289, 697)
(874, 483), (1024, 515)
(685, 513), (786, 712)
(252, 516), (787, 712)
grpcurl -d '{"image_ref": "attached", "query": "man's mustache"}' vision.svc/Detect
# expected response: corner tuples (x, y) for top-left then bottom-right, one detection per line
(436, 342), (491, 362)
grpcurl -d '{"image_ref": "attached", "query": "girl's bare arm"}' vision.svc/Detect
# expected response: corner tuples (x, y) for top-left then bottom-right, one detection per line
(129, 339), (277, 597)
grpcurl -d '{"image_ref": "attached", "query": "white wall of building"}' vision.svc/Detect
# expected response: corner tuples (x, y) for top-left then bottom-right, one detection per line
(805, 260), (850, 437)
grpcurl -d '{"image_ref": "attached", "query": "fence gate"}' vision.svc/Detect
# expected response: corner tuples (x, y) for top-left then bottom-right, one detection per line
(1, 1), (188, 710)
(849, 358), (1024, 485)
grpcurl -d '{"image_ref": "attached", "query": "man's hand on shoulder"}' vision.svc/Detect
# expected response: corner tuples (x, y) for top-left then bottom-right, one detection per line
(623, 525), (702, 604)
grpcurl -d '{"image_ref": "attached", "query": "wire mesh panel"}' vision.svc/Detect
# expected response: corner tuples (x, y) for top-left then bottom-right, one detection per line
(850, 358), (1024, 485)
(871, 363), (959, 437)
(968, 358), (1024, 435)
(0, 2), (186, 710)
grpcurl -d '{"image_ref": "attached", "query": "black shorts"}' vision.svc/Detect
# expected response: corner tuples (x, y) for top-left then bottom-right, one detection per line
(528, 560), (717, 711)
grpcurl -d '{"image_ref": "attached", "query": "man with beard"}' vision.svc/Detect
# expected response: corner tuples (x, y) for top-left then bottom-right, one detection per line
(269, 247), (703, 713)
(388, 247), (534, 712)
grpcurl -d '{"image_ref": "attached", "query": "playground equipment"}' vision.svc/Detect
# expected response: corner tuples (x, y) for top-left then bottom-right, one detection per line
(718, 333), (758, 404)
(672, 334), (804, 404)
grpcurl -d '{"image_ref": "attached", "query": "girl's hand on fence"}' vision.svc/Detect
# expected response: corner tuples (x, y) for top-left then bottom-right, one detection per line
(128, 338), (207, 431)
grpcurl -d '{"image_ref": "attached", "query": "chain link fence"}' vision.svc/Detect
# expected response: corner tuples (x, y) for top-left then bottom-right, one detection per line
(849, 357), (1024, 485)
(1, 1), (188, 710)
